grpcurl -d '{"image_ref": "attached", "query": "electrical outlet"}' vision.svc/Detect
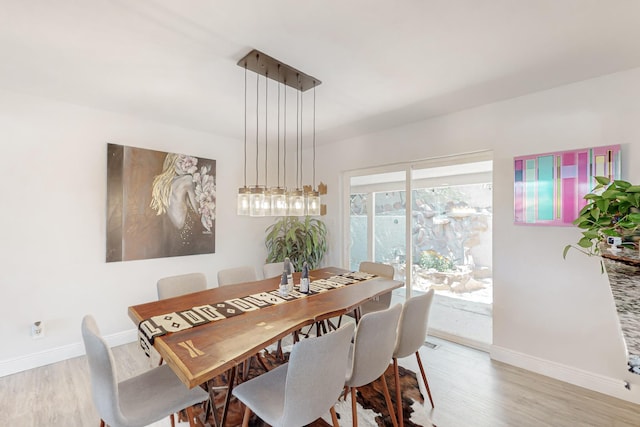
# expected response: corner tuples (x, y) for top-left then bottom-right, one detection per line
(31, 321), (45, 339)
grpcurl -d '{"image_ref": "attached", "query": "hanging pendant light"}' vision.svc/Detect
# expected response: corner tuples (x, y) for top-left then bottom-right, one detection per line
(237, 49), (321, 218)
(249, 66), (266, 217)
(306, 83), (321, 216)
(237, 62), (251, 215)
(288, 80), (305, 216)
(270, 69), (287, 216)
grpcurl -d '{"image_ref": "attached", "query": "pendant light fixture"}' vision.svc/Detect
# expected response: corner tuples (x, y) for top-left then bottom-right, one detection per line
(237, 49), (321, 217)
(287, 78), (305, 216)
(270, 67), (287, 216)
(249, 69), (266, 217)
(306, 83), (321, 216)
(237, 63), (251, 215)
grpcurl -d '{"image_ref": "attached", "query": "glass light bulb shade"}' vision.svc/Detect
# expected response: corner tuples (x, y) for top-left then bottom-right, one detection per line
(237, 187), (251, 216)
(270, 187), (288, 216)
(287, 189), (305, 216)
(261, 191), (272, 215)
(306, 190), (321, 216)
(249, 186), (266, 217)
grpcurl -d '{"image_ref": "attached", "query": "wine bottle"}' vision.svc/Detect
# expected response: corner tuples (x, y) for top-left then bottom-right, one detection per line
(300, 261), (310, 294)
(279, 271), (289, 297)
(284, 257), (294, 291)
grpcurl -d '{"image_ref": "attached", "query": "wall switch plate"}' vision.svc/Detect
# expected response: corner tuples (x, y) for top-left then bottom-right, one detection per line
(31, 321), (44, 339)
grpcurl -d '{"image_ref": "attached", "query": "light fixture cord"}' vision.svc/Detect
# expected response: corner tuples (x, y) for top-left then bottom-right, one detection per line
(300, 82), (304, 189)
(296, 75), (300, 189)
(265, 72), (268, 188)
(255, 57), (259, 187)
(277, 65), (281, 189)
(243, 63), (247, 188)
(313, 83), (316, 189)
(283, 81), (287, 189)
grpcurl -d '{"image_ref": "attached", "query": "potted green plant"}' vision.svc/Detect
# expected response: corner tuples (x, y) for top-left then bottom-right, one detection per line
(265, 216), (328, 271)
(563, 176), (640, 375)
(563, 176), (640, 262)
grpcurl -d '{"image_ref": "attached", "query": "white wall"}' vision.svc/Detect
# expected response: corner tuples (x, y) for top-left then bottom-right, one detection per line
(0, 89), (273, 375)
(317, 67), (640, 403)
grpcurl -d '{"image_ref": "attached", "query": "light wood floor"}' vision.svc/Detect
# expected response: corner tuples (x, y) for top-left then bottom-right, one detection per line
(1, 336), (639, 426)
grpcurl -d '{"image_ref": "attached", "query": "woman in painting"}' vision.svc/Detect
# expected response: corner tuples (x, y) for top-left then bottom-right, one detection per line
(150, 153), (198, 230)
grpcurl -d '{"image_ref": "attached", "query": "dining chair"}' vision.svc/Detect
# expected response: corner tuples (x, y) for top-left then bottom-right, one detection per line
(345, 304), (402, 427)
(340, 261), (395, 326)
(232, 322), (356, 427)
(157, 272), (208, 300)
(217, 266), (258, 286)
(81, 315), (209, 427)
(262, 261), (285, 279)
(358, 261), (395, 316)
(156, 272), (208, 425)
(392, 289), (435, 427)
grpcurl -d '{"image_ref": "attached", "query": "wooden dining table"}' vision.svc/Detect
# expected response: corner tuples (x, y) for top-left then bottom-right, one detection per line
(128, 266), (403, 426)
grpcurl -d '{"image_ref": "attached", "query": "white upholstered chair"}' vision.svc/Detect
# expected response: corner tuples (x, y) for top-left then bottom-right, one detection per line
(341, 261), (395, 326)
(156, 272), (209, 425)
(81, 315), (209, 427)
(157, 272), (207, 300)
(345, 304), (402, 427)
(392, 289), (435, 427)
(358, 261), (395, 316)
(262, 261), (285, 279)
(217, 266), (258, 286)
(233, 323), (355, 427)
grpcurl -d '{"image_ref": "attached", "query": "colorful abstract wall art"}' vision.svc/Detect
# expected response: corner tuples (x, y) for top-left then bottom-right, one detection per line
(514, 144), (620, 226)
(107, 143), (216, 262)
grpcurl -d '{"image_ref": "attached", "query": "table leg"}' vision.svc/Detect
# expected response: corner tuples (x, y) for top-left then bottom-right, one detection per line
(220, 366), (236, 427)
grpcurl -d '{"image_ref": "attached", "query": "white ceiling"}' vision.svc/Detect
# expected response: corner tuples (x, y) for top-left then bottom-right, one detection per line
(2, 0), (640, 144)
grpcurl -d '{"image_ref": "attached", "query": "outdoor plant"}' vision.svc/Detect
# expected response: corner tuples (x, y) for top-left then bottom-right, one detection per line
(265, 216), (328, 271)
(419, 249), (455, 272)
(563, 176), (640, 262)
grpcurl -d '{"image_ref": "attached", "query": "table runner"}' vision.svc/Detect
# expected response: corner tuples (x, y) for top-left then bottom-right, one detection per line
(138, 271), (375, 356)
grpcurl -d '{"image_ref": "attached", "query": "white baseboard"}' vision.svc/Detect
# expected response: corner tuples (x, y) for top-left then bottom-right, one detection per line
(0, 329), (138, 378)
(490, 344), (640, 404)
(428, 328), (491, 352)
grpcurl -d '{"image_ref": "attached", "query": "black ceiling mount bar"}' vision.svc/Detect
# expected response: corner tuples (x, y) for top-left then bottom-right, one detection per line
(237, 49), (321, 92)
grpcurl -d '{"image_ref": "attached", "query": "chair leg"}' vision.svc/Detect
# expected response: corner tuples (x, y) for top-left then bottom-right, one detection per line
(330, 406), (340, 427)
(415, 351), (434, 408)
(185, 406), (196, 427)
(170, 412), (175, 427)
(351, 387), (358, 427)
(242, 406), (251, 427)
(393, 358), (404, 427)
(379, 373), (398, 427)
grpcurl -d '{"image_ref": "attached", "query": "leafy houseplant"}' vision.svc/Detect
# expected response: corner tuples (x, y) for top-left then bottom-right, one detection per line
(563, 176), (640, 263)
(265, 216), (328, 271)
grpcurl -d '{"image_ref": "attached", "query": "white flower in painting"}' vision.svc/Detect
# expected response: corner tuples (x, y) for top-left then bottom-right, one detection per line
(192, 165), (216, 233)
(175, 155), (198, 175)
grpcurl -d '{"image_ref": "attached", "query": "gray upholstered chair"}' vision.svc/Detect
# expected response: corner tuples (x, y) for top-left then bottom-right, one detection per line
(345, 304), (402, 427)
(262, 261), (285, 279)
(359, 261), (395, 316)
(81, 315), (209, 427)
(233, 323), (355, 427)
(392, 289), (435, 427)
(217, 266), (258, 286)
(156, 272), (209, 425)
(341, 261), (395, 326)
(157, 272), (208, 300)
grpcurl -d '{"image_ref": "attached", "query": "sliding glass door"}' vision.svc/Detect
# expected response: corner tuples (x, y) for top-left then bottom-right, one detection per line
(345, 154), (493, 348)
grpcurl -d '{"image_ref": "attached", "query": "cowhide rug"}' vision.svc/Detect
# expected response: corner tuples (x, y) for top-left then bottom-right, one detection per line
(202, 349), (435, 427)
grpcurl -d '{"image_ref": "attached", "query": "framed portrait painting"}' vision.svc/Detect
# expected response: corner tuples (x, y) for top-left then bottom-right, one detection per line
(107, 143), (216, 262)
